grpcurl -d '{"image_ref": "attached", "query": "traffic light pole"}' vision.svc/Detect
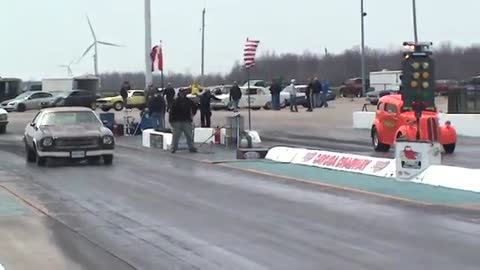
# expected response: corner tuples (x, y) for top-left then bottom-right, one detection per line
(360, 0), (367, 96)
(412, 0), (418, 43)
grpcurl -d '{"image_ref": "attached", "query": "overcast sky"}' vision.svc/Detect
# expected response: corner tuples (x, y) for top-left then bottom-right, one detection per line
(1, 0), (477, 80)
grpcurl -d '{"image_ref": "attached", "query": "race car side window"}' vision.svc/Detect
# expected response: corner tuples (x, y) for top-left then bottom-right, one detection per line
(385, 103), (398, 114)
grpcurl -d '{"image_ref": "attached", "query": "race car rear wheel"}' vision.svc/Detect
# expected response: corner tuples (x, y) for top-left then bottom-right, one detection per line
(443, 143), (456, 154)
(372, 126), (390, 152)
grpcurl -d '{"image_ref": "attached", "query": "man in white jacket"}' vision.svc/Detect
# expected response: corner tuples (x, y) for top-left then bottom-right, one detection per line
(286, 79), (298, 112)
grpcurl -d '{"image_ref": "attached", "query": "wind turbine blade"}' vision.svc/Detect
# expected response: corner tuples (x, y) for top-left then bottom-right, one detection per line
(86, 15), (97, 41)
(98, 41), (123, 47)
(80, 43), (95, 58)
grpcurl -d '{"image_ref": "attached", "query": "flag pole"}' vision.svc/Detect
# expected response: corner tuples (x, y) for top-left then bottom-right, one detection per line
(160, 41), (164, 89)
(247, 67), (251, 131)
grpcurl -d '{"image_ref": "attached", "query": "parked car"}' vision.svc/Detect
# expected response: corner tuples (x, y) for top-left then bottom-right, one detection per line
(41, 90), (97, 109)
(1, 91), (55, 112)
(293, 85), (336, 107)
(96, 90), (146, 111)
(210, 86), (285, 110)
(23, 107), (115, 166)
(280, 85), (307, 106)
(371, 94), (457, 153)
(339, 77), (363, 98)
(0, 108), (7, 134)
(211, 85), (233, 96)
(366, 89), (398, 105)
(241, 80), (269, 88)
(435, 80), (459, 96)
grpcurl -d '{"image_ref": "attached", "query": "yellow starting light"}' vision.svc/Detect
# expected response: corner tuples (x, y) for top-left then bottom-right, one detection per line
(422, 82), (430, 89)
(422, 62), (430, 69)
(411, 62), (420, 70)
(411, 81), (419, 88)
(422, 72), (430, 79)
(413, 72), (420, 79)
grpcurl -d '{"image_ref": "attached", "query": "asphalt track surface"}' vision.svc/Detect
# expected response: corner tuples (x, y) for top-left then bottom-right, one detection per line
(0, 112), (480, 269)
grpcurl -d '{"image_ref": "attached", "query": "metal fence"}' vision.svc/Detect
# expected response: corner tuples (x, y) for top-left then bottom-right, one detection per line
(448, 88), (480, 114)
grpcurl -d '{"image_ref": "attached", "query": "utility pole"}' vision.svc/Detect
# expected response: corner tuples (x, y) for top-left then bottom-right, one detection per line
(360, 0), (367, 96)
(412, 0), (419, 43)
(144, 0), (153, 89)
(201, 8), (206, 85)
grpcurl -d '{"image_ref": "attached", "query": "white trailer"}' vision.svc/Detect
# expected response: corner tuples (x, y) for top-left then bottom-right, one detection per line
(41, 76), (100, 92)
(369, 70), (402, 91)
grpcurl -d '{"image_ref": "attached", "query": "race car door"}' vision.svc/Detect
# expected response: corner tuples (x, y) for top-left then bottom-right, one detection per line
(383, 102), (399, 133)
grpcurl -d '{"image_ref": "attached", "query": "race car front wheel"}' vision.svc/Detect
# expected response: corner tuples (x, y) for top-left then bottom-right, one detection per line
(372, 126), (390, 152)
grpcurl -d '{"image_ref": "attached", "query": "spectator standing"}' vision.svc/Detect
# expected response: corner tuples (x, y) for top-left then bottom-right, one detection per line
(120, 81), (131, 106)
(199, 89), (220, 127)
(285, 79), (298, 112)
(147, 90), (166, 130)
(321, 80), (330, 108)
(164, 83), (176, 112)
(269, 79), (282, 110)
(306, 78), (314, 112)
(169, 89), (198, 153)
(313, 77), (322, 108)
(229, 81), (242, 112)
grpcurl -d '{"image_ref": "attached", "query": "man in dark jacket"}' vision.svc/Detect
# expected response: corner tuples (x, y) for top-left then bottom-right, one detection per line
(147, 91), (166, 130)
(269, 79), (282, 110)
(306, 79), (314, 112)
(169, 89), (198, 153)
(312, 77), (322, 108)
(199, 89), (220, 127)
(120, 81), (131, 106)
(164, 82), (176, 112)
(229, 81), (242, 112)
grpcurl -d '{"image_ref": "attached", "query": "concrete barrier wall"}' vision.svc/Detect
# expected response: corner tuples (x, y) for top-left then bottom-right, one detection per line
(352, 112), (375, 129)
(353, 111), (480, 137)
(414, 165), (480, 193)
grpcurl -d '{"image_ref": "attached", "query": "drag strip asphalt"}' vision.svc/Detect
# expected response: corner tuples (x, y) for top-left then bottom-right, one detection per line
(0, 140), (480, 269)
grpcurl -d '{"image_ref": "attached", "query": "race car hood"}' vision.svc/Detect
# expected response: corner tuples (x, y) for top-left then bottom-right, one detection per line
(39, 124), (107, 138)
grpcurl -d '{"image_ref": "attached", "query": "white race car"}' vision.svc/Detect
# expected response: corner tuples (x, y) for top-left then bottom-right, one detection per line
(0, 108), (8, 134)
(211, 86), (286, 110)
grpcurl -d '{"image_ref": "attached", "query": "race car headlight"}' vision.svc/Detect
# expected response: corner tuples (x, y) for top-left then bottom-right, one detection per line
(7, 101), (17, 106)
(42, 137), (53, 147)
(102, 136), (114, 145)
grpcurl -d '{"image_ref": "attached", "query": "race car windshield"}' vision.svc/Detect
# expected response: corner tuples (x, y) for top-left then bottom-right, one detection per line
(38, 111), (101, 126)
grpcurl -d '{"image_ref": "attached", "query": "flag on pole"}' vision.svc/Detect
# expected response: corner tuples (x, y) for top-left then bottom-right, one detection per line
(244, 38), (260, 69)
(150, 43), (163, 72)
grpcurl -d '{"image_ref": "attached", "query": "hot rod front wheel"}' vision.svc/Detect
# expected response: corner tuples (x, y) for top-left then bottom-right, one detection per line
(371, 127), (390, 152)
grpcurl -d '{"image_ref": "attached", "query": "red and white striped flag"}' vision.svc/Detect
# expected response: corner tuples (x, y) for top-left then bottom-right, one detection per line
(150, 43), (163, 72)
(244, 38), (260, 69)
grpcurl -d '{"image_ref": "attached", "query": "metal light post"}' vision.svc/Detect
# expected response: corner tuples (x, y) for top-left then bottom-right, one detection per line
(144, 0), (153, 88)
(360, 0), (367, 96)
(201, 8), (206, 86)
(412, 0), (419, 43)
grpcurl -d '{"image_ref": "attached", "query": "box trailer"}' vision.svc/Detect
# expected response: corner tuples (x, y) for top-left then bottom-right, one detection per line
(369, 70), (402, 91)
(42, 76), (100, 92)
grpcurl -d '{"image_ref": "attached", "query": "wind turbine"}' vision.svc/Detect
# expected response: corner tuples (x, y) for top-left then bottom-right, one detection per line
(79, 15), (122, 77)
(58, 60), (74, 76)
